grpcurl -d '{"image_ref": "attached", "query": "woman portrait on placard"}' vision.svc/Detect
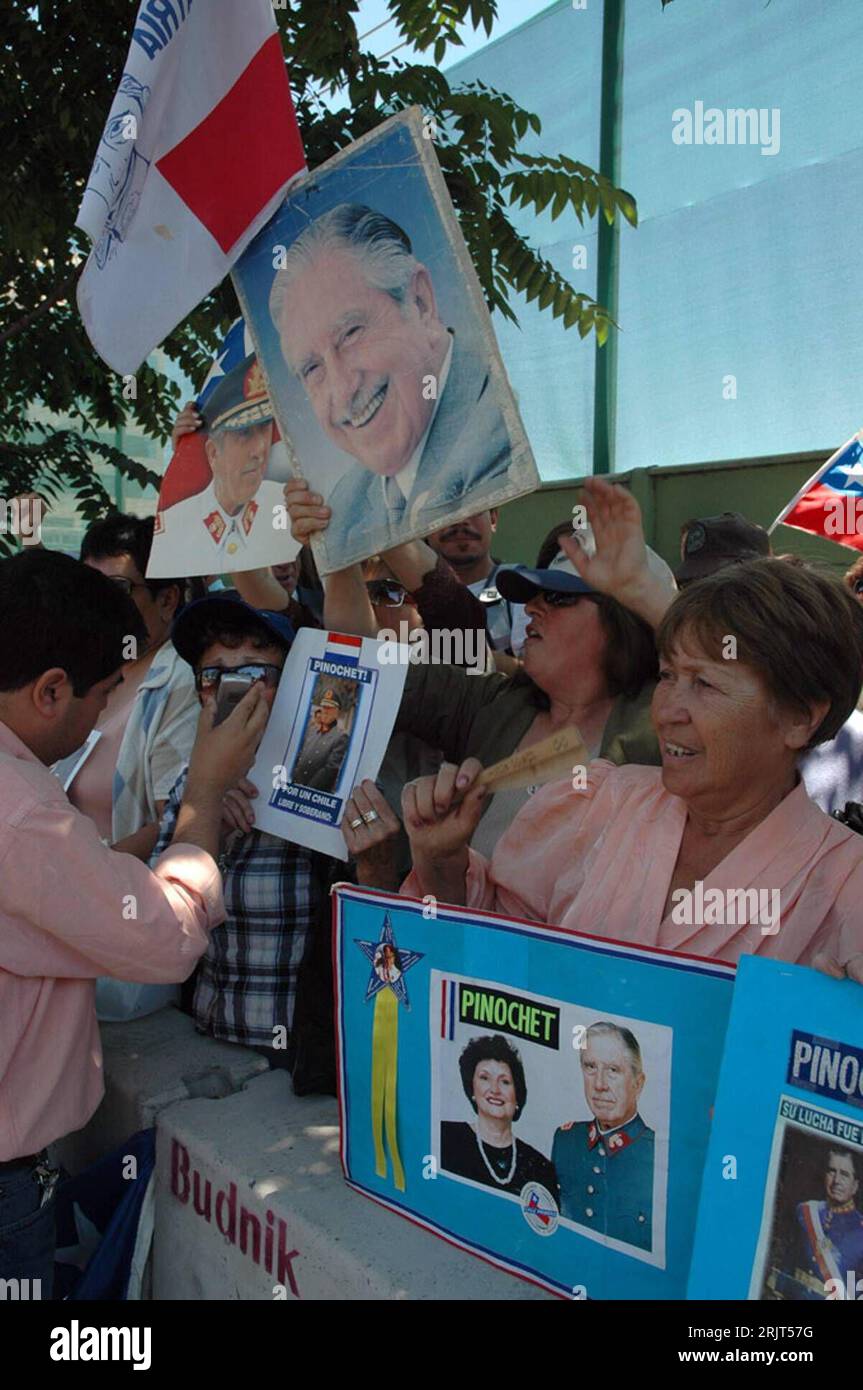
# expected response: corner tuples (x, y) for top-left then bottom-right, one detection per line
(374, 942), (402, 984)
(441, 1034), (559, 1200)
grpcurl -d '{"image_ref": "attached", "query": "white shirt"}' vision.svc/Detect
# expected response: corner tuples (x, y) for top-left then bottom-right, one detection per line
(381, 337), (454, 510)
(468, 574), (528, 656)
(149, 477), (287, 577)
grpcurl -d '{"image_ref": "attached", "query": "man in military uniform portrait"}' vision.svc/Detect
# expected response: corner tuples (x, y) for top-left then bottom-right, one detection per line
(149, 352), (285, 574)
(552, 1022), (655, 1250)
(291, 688), (350, 793)
(767, 1145), (863, 1299)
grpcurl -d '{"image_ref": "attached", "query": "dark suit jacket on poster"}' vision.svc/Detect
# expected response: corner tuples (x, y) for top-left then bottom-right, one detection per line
(292, 724), (349, 793)
(322, 333), (512, 558)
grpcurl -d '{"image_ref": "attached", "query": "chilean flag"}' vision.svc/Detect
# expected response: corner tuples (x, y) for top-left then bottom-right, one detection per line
(76, 0), (305, 374)
(770, 432), (863, 553)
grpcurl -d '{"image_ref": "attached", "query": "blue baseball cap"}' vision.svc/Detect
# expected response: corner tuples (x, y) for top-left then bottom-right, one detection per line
(172, 590), (295, 669)
(495, 552), (596, 604)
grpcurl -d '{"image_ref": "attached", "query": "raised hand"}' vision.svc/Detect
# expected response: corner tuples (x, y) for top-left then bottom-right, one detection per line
(402, 759), (487, 886)
(559, 477), (675, 629)
(284, 476), (331, 546)
(171, 399), (202, 450)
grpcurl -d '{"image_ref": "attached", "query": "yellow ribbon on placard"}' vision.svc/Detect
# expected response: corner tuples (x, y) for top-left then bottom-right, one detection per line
(370, 987), (405, 1191)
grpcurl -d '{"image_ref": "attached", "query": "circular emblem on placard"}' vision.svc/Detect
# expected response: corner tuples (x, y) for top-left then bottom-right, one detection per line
(685, 522), (706, 554)
(521, 1182), (559, 1236)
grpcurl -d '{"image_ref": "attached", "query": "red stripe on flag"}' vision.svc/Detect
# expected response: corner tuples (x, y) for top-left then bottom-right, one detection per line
(782, 483), (863, 553)
(326, 633), (363, 648)
(156, 33), (304, 254)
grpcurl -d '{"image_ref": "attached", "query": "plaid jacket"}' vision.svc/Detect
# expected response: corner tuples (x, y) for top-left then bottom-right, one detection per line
(153, 767), (320, 1048)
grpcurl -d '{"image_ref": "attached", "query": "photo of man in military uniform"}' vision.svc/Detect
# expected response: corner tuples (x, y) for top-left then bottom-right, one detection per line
(291, 687), (351, 793)
(552, 1022), (655, 1251)
(149, 352), (285, 575)
(765, 1142), (863, 1299)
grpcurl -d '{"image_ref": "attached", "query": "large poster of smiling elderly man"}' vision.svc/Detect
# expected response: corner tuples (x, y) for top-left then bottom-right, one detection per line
(231, 106), (539, 575)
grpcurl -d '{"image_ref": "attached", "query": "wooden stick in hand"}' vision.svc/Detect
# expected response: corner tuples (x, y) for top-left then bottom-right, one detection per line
(478, 726), (588, 794)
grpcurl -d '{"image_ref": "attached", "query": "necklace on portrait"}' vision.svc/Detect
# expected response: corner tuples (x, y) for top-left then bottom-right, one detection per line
(474, 1126), (517, 1186)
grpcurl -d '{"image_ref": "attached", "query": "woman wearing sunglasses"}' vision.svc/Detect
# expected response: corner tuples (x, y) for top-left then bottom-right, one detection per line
(280, 479), (671, 866)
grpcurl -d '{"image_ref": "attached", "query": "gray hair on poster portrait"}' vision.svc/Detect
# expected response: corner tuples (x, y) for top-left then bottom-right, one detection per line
(232, 108), (539, 572)
(268, 203), (421, 327)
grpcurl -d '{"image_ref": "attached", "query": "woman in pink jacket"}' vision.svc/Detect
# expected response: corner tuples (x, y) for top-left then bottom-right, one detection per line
(400, 482), (863, 982)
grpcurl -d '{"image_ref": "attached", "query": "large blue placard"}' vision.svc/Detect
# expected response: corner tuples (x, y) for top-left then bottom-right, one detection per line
(688, 955), (863, 1301)
(334, 886), (735, 1299)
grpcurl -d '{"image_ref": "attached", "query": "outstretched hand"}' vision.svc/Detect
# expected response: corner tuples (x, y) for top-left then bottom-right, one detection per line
(559, 477), (675, 629)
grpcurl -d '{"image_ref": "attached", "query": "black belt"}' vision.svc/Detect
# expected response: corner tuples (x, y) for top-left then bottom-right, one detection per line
(0, 1153), (39, 1174)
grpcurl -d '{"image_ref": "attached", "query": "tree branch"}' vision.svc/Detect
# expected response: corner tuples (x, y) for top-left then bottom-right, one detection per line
(0, 266), (83, 348)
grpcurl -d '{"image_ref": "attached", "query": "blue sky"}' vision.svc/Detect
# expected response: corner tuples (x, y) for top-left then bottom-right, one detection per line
(349, 0), (555, 67)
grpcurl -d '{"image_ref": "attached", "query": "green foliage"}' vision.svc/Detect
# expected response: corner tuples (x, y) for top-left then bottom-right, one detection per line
(0, 0), (644, 535)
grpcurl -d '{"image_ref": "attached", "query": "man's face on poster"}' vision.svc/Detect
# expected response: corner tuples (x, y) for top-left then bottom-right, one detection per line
(276, 249), (448, 478)
(580, 1032), (644, 1131)
(825, 1151), (859, 1207)
(205, 421), (273, 515)
(314, 705), (338, 733)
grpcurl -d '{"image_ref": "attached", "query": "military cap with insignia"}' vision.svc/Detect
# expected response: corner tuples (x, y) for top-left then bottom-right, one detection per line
(200, 353), (274, 434)
(315, 688), (342, 710)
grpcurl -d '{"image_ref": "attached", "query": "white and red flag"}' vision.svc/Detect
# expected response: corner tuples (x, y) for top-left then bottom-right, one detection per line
(75, 0), (305, 374)
(769, 432), (863, 552)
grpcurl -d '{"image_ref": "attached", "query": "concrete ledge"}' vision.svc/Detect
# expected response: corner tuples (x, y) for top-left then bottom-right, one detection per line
(153, 1070), (553, 1301)
(57, 1008), (269, 1175)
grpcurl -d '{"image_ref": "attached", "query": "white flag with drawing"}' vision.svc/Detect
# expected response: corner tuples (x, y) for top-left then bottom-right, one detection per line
(75, 0), (305, 374)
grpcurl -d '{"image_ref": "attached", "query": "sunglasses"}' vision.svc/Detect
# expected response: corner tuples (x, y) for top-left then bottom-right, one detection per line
(366, 579), (410, 607)
(194, 663), (282, 694)
(854, 579), (863, 595)
(107, 575), (151, 596)
(536, 589), (596, 607)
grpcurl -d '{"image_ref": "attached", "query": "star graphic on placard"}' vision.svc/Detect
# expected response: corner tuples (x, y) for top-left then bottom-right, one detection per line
(355, 913), (424, 1008)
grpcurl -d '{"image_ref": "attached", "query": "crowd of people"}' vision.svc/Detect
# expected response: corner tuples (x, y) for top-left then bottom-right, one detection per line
(4, 406), (863, 1295)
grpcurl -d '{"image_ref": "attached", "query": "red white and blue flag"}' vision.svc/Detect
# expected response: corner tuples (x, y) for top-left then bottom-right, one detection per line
(76, 0), (305, 374)
(323, 634), (364, 669)
(770, 432), (863, 552)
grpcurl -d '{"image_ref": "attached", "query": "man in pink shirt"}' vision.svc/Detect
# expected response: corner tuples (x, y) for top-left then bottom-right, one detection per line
(0, 550), (269, 1294)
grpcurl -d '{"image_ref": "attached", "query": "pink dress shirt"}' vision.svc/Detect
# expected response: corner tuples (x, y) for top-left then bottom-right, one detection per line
(404, 762), (863, 969)
(0, 720), (224, 1160)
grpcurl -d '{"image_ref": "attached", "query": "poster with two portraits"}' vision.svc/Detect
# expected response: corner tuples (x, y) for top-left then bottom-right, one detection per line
(335, 890), (863, 1299)
(334, 885), (736, 1300)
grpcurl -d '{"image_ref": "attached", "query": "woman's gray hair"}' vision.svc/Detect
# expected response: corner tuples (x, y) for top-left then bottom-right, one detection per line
(269, 203), (419, 341)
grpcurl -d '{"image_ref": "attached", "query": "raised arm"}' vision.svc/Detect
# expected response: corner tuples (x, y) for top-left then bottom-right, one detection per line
(559, 477), (676, 630)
